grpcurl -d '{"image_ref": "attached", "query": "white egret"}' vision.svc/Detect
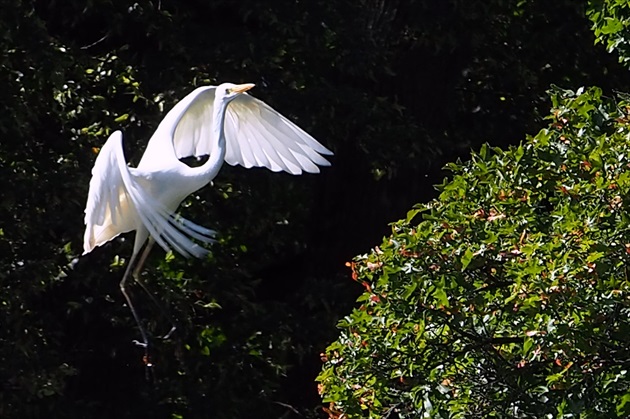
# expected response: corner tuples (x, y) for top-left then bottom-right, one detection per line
(82, 82), (332, 355)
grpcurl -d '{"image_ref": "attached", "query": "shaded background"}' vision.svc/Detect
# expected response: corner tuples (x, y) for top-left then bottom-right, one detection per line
(1, 0), (629, 417)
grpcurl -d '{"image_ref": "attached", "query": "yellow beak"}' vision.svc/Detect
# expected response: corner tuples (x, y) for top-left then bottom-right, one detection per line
(229, 83), (255, 93)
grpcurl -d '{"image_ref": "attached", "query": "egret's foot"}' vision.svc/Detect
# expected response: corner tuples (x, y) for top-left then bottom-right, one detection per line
(143, 354), (154, 368)
(161, 325), (177, 340)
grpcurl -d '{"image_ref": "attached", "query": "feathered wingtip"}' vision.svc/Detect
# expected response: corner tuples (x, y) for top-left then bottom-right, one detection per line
(167, 214), (217, 258)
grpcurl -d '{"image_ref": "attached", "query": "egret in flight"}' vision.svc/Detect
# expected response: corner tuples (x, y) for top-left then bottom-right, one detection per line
(82, 83), (332, 354)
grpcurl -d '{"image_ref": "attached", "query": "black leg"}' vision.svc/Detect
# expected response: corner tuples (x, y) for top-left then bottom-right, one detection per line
(130, 239), (178, 340)
(119, 247), (150, 356)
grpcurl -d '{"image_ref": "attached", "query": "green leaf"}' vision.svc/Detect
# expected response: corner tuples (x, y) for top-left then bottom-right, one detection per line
(114, 113), (129, 123)
(460, 248), (474, 271)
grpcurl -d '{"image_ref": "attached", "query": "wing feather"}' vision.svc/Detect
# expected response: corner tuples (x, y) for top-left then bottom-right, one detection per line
(253, 97), (332, 155)
(236, 106), (307, 174)
(226, 94), (332, 174)
(83, 131), (138, 254)
(235, 116), (287, 172)
(170, 87), (217, 159)
(238, 121), (303, 173)
(226, 109), (260, 168)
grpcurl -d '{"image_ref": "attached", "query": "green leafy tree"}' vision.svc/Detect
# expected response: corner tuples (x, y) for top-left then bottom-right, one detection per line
(319, 86), (630, 417)
(588, 0), (630, 66)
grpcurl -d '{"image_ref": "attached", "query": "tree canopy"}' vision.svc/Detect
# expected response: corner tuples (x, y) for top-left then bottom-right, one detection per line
(588, 0), (630, 67)
(319, 86), (630, 417)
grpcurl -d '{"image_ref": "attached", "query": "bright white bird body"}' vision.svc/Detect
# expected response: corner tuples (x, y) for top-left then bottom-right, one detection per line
(82, 83), (332, 353)
(83, 83), (332, 260)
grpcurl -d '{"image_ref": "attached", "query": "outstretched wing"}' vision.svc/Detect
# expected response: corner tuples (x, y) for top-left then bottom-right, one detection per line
(170, 87), (333, 175)
(224, 94), (333, 174)
(83, 131), (137, 254)
(83, 131), (214, 258)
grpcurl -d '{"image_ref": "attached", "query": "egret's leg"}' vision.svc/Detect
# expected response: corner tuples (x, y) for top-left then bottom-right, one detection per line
(130, 238), (178, 339)
(119, 249), (150, 352)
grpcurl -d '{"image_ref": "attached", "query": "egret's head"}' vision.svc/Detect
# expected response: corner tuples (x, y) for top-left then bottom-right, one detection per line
(216, 82), (255, 102)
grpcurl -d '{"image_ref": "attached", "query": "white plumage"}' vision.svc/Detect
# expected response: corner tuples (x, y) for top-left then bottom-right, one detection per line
(83, 83), (332, 259)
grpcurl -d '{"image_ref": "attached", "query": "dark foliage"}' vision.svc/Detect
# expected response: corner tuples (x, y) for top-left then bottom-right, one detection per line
(1, 0), (629, 417)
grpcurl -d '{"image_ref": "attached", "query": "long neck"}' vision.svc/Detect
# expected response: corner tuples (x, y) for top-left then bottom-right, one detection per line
(189, 99), (229, 180)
